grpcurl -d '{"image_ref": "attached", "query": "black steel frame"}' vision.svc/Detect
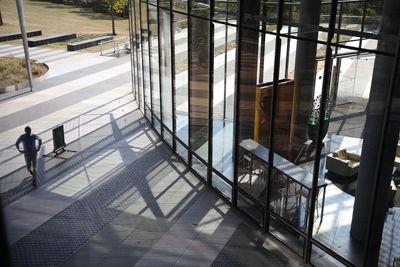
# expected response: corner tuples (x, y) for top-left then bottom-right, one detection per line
(129, 1), (397, 266)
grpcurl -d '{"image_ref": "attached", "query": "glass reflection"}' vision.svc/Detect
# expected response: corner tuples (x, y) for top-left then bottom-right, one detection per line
(213, 0), (238, 24)
(141, 2), (151, 121)
(173, 0), (187, 12)
(173, 13), (189, 145)
(160, 9), (173, 131)
(190, 0), (210, 17)
(134, 0), (144, 113)
(128, 1), (398, 266)
(212, 23), (236, 180)
(148, 5), (161, 120)
(189, 16), (209, 161)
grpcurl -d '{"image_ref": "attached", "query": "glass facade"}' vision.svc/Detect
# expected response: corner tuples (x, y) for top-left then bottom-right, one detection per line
(129, 0), (400, 266)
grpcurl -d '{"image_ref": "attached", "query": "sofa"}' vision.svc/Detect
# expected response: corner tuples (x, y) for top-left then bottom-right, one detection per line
(326, 149), (360, 177)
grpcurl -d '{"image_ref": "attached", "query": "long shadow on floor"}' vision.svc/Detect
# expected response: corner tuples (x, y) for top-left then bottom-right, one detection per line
(0, 109), (144, 206)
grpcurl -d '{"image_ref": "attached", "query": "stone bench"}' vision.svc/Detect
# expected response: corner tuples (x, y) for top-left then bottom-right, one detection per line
(28, 33), (76, 47)
(0, 30), (42, 42)
(67, 36), (113, 51)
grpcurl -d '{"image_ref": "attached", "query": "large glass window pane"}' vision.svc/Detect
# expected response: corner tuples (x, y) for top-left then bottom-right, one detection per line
(159, 0), (170, 9)
(309, 47), (372, 265)
(153, 115), (162, 135)
(176, 140), (189, 163)
(135, 0), (144, 113)
(164, 127), (173, 148)
(127, 1), (400, 266)
(212, 23), (236, 180)
(268, 38), (320, 234)
(242, 0), (276, 32)
(190, 0), (210, 18)
(212, 172), (232, 201)
(141, 2), (152, 121)
(160, 9), (173, 131)
(235, 25), (268, 224)
(173, 0), (187, 13)
(149, 5), (161, 120)
(270, 216), (304, 256)
(311, 244), (347, 266)
(173, 12), (189, 145)
(309, 2), (398, 265)
(192, 154), (207, 179)
(130, 0), (139, 101)
(237, 191), (263, 226)
(213, 0), (238, 25)
(189, 16), (209, 161)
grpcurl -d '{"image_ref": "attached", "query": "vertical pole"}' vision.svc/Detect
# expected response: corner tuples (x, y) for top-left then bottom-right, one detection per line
(16, 0), (33, 90)
(147, 3), (153, 124)
(284, 5), (292, 79)
(128, 0), (135, 98)
(207, 0), (215, 186)
(170, 0), (176, 151)
(335, 3), (343, 56)
(187, 1), (192, 167)
(289, 0), (322, 143)
(264, 0), (284, 234)
(359, 0), (368, 51)
(222, 1), (229, 125)
(232, 0), (245, 208)
(258, 5), (266, 84)
(305, 0), (338, 262)
(156, 0), (164, 134)
(362, 32), (400, 265)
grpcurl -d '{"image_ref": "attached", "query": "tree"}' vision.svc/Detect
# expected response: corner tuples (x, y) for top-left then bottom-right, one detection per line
(107, 0), (127, 36)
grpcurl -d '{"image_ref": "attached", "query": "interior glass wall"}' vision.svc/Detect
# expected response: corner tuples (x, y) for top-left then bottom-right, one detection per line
(148, 4), (161, 134)
(134, 0), (144, 114)
(141, 2), (152, 121)
(189, 15), (210, 175)
(159, 8), (173, 143)
(173, 12), (189, 161)
(129, 1), (400, 266)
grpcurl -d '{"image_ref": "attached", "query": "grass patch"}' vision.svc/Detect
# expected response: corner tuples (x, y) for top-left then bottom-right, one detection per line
(0, 0), (128, 51)
(0, 57), (48, 87)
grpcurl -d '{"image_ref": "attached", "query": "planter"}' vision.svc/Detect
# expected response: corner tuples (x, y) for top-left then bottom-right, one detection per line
(0, 62), (49, 94)
(307, 117), (330, 143)
(307, 95), (333, 143)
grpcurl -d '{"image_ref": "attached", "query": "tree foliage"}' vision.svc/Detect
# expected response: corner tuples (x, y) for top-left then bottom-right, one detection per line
(106, 0), (128, 35)
(108, 0), (128, 15)
(39, 0), (129, 18)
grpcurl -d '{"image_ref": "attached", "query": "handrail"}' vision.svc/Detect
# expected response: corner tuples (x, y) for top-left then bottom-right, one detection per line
(99, 36), (129, 57)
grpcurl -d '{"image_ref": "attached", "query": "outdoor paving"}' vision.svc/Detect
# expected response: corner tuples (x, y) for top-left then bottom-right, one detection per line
(0, 44), (303, 266)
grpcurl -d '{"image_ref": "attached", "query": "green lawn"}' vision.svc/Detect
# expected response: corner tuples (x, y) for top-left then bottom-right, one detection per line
(0, 0), (129, 52)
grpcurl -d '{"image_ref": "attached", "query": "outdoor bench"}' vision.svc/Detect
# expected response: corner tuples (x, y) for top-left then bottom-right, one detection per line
(0, 30), (42, 42)
(28, 33), (76, 47)
(67, 36), (113, 51)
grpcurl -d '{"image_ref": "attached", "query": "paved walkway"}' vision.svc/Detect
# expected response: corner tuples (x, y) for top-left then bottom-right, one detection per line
(0, 44), (304, 266)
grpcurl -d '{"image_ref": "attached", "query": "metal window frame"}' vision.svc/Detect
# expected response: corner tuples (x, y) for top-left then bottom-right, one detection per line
(126, 1), (400, 266)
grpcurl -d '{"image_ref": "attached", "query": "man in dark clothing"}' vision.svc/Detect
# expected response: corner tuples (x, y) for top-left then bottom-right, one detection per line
(16, 126), (42, 186)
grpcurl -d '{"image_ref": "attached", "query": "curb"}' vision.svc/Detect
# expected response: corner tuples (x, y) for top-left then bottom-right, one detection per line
(0, 62), (49, 94)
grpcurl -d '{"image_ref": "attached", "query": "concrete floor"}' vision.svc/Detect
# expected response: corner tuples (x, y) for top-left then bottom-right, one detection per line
(0, 44), (304, 266)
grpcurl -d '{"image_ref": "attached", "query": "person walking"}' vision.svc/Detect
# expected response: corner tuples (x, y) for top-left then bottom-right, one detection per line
(16, 126), (42, 186)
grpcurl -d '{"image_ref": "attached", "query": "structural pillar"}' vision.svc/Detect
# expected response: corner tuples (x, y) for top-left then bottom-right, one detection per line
(16, 0), (33, 90)
(350, 0), (400, 264)
(237, 0), (261, 141)
(290, 0), (322, 142)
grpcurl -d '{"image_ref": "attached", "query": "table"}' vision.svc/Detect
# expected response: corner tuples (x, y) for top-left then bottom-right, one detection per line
(239, 139), (327, 228)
